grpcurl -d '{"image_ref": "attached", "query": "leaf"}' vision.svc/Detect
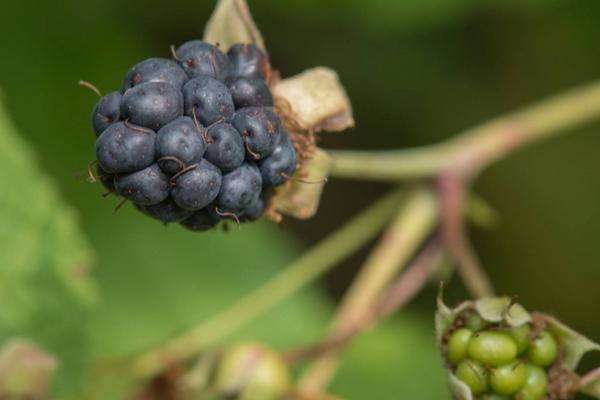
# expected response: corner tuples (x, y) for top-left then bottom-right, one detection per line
(272, 148), (333, 219)
(0, 95), (96, 393)
(331, 315), (450, 399)
(203, 0), (266, 52)
(0, 338), (57, 398)
(273, 67), (355, 133)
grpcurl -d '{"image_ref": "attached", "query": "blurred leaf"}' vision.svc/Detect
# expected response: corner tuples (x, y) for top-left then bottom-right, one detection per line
(0, 338), (57, 399)
(330, 314), (450, 399)
(0, 95), (96, 393)
(466, 193), (500, 229)
(204, 0), (266, 52)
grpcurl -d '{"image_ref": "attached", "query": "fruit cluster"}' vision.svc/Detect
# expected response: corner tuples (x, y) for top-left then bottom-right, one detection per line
(446, 313), (559, 400)
(89, 41), (297, 230)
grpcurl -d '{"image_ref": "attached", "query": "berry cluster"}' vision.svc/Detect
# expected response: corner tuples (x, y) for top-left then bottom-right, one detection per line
(89, 41), (297, 230)
(446, 313), (559, 400)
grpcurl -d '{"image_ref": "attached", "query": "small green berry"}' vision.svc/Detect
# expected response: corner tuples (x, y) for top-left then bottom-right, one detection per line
(515, 364), (548, 400)
(465, 313), (490, 332)
(447, 328), (473, 365)
(456, 361), (489, 395)
(508, 324), (531, 355)
(480, 395), (510, 400)
(490, 362), (527, 395)
(527, 331), (558, 367)
(467, 331), (518, 367)
(214, 342), (290, 400)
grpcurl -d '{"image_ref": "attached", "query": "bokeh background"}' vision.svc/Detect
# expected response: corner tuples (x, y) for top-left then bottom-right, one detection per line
(0, 0), (599, 398)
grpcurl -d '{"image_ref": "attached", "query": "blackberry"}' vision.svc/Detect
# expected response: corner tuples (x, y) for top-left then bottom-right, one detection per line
(227, 43), (270, 80)
(85, 40), (299, 231)
(204, 122), (245, 172)
(216, 162), (262, 213)
(96, 122), (156, 174)
(231, 107), (281, 160)
(137, 198), (193, 223)
(228, 77), (274, 108)
(182, 76), (235, 125)
(259, 132), (297, 186)
(155, 116), (206, 174)
(122, 58), (188, 91)
(121, 81), (184, 130)
(175, 40), (231, 82)
(91, 92), (122, 137)
(114, 163), (170, 206)
(171, 159), (222, 211)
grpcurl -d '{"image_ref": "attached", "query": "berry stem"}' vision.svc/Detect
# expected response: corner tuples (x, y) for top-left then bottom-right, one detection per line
(329, 79), (600, 181)
(297, 187), (439, 393)
(133, 188), (407, 379)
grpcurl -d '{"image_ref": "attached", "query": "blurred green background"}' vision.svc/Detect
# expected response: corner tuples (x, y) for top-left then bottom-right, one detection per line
(0, 0), (599, 398)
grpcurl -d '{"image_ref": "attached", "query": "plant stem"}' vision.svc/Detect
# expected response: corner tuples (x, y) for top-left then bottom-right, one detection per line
(329, 79), (600, 181)
(297, 187), (439, 393)
(285, 238), (444, 364)
(133, 188), (406, 379)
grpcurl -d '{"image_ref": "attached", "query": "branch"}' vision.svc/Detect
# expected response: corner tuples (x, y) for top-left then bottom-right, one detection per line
(297, 187), (439, 393)
(132, 188), (406, 379)
(284, 238), (444, 364)
(329, 79), (600, 181)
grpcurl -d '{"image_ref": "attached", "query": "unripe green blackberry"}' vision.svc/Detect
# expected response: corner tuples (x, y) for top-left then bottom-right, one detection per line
(508, 324), (531, 355)
(516, 364), (548, 400)
(213, 342), (290, 400)
(467, 331), (518, 367)
(489, 362), (527, 395)
(527, 331), (558, 368)
(447, 328), (473, 365)
(455, 360), (489, 395)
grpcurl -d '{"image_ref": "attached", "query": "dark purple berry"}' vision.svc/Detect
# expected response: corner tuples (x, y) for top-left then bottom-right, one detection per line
(259, 133), (297, 186)
(121, 58), (188, 91)
(241, 194), (267, 222)
(180, 208), (219, 231)
(96, 164), (115, 192)
(171, 159), (222, 210)
(204, 122), (244, 172)
(231, 107), (281, 160)
(182, 76), (235, 125)
(156, 116), (206, 174)
(227, 43), (270, 80)
(114, 163), (170, 206)
(228, 77), (273, 109)
(137, 197), (193, 223)
(96, 122), (156, 173)
(216, 162), (262, 212)
(175, 40), (231, 82)
(91, 92), (122, 137)
(121, 81), (183, 130)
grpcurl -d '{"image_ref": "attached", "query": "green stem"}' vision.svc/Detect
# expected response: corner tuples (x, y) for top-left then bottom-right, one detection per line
(133, 188), (406, 379)
(330, 79), (600, 180)
(298, 187), (439, 393)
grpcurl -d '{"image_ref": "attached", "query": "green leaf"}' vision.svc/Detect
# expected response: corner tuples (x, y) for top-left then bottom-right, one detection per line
(0, 94), (96, 393)
(331, 314), (450, 399)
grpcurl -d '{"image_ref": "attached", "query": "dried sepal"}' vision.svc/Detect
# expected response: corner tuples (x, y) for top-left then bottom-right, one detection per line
(273, 67), (355, 133)
(0, 338), (57, 398)
(271, 148), (333, 219)
(474, 297), (530, 327)
(203, 0), (266, 52)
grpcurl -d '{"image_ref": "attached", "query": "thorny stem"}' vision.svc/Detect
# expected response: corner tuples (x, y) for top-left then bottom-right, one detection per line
(284, 238), (445, 365)
(133, 188), (406, 379)
(329, 79), (600, 181)
(298, 188), (439, 393)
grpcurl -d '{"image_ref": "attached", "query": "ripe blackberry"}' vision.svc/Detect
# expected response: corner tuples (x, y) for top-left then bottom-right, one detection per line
(175, 40), (231, 82)
(85, 40), (300, 231)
